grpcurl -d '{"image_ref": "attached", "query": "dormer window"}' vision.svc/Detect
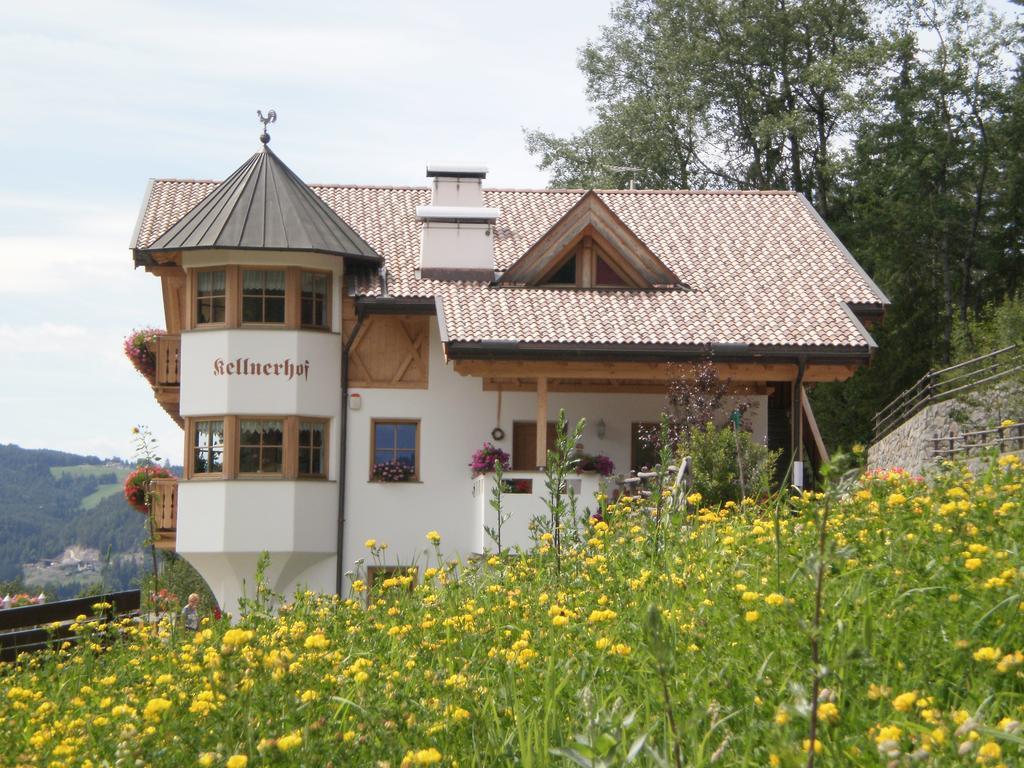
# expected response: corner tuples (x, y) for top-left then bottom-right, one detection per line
(500, 191), (681, 289)
(538, 237), (639, 289)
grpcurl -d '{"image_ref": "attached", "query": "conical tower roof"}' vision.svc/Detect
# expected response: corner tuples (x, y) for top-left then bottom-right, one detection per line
(136, 143), (381, 264)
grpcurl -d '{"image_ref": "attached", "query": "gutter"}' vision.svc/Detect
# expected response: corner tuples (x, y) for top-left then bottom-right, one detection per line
(335, 312), (366, 596)
(443, 340), (873, 366)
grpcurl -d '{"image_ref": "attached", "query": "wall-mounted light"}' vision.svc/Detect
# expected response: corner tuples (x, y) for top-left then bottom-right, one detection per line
(349, 393), (362, 410)
(596, 418), (606, 439)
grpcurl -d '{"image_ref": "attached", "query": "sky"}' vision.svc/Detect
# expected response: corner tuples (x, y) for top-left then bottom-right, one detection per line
(0, 1), (614, 465)
(1, 1), (1017, 465)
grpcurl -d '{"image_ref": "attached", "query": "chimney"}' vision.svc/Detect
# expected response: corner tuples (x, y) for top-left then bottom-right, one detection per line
(416, 163), (499, 280)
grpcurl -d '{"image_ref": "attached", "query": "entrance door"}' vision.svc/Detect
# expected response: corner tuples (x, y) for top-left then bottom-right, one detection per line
(512, 421), (558, 470)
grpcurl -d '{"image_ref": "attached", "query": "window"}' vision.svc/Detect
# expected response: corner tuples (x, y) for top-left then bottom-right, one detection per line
(239, 419), (284, 474)
(241, 269), (286, 324)
(539, 237), (641, 289)
(371, 419), (419, 480)
(196, 270), (226, 325)
(186, 416), (330, 480)
(547, 255), (577, 285)
(298, 420), (327, 477)
(595, 255), (629, 287)
(301, 271), (330, 329)
(193, 419), (224, 474)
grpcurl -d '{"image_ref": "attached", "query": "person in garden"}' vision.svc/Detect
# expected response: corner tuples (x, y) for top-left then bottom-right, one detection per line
(181, 593), (200, 631)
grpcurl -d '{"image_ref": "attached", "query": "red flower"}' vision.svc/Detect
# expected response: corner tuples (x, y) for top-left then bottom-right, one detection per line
(123, 465), (173, 512)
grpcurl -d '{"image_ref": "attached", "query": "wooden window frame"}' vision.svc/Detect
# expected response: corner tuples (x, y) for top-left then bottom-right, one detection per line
(299, 269), (333, 331)
(538, 234), (645, 290)
(240, 268), (288, 327)
(191, 267), (230, 328)
(295, 417), (330, 479)
(188, 417), (227, 478)
(186, 265), (336, 332)
(237, 416), (287, 478)
(369, 418), (421, 482)
(184, 415), (333, 481)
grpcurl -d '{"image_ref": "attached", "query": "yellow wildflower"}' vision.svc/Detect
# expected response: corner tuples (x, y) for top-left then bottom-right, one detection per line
(426, 530), (441, 545)
(277, 731), (302, 751)
(892, 691), (917, 712)
(226, 757), (248, 768)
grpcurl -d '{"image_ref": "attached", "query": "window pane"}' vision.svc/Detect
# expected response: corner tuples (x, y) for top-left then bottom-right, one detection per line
(396, 451), (415, 466)
(596, 256), (628, 286)
(263, 421), (283, 446)
(239, 447), (260, 473)
(265, 297), (286, 323)
(242, 297), (261, 323)
(210, 297), (226, 322)
(300, 301), (313, 326)
(242, 270), (264, 291)
(261, 448), (282, 473)
(298, 447), (310, 474)
(309, 449), (321, 476)
(375, 423), (395, 450)
(209, 447), (223, 473)
(265, 270), (285, 293)
(240, 421), (262, 445)
(300, 422), (323, 447)
(374, 449), (391, 465)
(396, 423), (416, 450)
(548, 255), (576, 284)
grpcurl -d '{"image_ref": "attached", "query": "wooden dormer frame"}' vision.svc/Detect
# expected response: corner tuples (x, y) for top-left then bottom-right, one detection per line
(499, 191), (681, 288)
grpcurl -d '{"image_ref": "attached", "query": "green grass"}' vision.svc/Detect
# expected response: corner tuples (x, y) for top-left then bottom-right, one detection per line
(2, 457), (1023, 767)
(49, 464), (130, 480)
(78, 483), (124, 510)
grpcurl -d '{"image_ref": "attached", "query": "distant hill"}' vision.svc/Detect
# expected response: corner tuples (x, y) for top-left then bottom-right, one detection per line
(0, 444), (179, 594)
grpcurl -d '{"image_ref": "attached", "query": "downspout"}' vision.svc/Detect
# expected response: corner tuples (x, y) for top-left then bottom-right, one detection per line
(336, 311), (366, 596)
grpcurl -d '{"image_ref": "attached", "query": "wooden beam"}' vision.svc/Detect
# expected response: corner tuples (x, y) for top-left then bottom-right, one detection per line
(455, 359), (798, 381)
(536, 377), (548, 470)
(456, 358), (858, 383)
(481, 377), (771, 395)
(801, 386), (829, 465)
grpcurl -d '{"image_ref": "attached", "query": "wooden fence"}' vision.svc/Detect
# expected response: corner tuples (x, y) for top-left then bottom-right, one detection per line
(873, 345), (1023, 440)
(0, 589), (140, 662)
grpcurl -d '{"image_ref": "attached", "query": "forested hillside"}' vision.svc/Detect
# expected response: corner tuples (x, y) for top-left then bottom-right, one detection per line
(0, 444), (148, 587)
(525, 0), (1024, 448)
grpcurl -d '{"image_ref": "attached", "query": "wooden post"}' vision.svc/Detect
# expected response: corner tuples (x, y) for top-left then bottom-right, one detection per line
(536, 376), (548, 470)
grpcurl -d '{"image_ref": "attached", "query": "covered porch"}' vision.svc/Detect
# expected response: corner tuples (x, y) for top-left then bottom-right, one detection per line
(452, 357), (836, 487)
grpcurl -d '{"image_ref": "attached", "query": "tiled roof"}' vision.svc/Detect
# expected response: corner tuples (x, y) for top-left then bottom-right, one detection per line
(135, 181), (887, 351)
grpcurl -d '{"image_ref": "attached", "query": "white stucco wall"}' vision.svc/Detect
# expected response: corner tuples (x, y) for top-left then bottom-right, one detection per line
(340, 322), (767, 584)
(175, 249), (346, 615)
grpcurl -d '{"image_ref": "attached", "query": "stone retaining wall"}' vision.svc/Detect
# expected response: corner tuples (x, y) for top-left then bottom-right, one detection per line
(868, 384), (1021, 475)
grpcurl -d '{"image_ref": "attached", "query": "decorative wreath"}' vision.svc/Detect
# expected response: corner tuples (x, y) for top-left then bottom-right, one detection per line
(491, 427), (505, 441)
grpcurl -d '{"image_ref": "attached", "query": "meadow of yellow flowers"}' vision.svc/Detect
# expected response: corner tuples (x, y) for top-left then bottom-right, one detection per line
(1, 455), (1022, 766)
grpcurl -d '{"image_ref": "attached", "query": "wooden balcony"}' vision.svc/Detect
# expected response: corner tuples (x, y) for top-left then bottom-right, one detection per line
(150, 476), (178, 551)
(149, 334), (182, 426)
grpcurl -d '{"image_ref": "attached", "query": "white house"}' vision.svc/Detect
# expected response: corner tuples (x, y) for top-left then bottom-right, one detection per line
(130, 128), (888, 613)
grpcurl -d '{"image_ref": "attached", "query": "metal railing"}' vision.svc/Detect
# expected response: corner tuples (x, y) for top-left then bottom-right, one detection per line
(931, 421), (1024, 460)
(873, 345), (1023, 440)
(0, 590), (141, 662)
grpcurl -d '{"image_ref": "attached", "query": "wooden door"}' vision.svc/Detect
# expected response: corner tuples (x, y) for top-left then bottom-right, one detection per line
(512, 421), (558, 470)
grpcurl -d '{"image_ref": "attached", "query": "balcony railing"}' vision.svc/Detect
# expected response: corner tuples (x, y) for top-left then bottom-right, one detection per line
(472, 472), (606, 553)
(153, 334), (181, 386)
(150, 476), (177, 550)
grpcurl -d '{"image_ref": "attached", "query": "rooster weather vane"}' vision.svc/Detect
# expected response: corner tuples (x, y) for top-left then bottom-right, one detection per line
(258, 109), (277, 145)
